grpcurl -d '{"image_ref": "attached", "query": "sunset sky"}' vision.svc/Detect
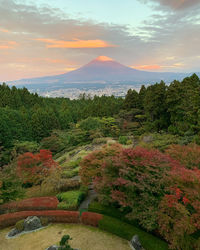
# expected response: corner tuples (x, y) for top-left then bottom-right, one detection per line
(0, 0), (200, 81)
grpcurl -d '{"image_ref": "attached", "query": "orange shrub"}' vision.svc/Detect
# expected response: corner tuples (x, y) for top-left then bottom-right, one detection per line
(166, 143), (200, 169)
(81, 212), (102, 227)
(0, 210), (80, 229)
(0, 197), (59, 213)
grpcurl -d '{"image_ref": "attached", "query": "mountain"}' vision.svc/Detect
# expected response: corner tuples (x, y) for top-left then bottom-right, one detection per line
(8, 56), (193, 86)
(7, 56), (199, 98)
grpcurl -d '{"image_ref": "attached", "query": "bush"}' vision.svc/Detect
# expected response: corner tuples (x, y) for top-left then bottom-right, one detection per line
(15, 219), (24, 231)
(81, 212), (102, 227)
(0, 197), (59, 213)
(0, 210), (80, 229)
(79, 117), (102, 131)
(40, 217), (49, 226)
(88, 201), (136, 226)
(98, 215), (168, 250)
(118, 136), (128, 145)
(40, 134), (65, 155)
(17, 150), (58, 186)
(68, 159), (81, 168)
(92, 138), (107, 145)
(62, 167), (79, 179)
(59, 234), (75, 250)
(59, 180), (80, 192)
(12, 141), (39, 157)
(0, 164), (24, 204)
(80, 144), (173, 231)
(57, 190), (86, 211)
(158, 164), (200, 250)
(166, 143), (200, 169)
(139, 133), (179, 151)
(57, 202), (74, 210)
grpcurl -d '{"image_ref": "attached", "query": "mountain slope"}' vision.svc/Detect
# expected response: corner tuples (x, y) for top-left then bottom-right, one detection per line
(8, 56), (196, 87)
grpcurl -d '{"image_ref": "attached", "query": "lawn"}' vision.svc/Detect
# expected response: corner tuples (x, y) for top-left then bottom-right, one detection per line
(0, 224), (131, 250)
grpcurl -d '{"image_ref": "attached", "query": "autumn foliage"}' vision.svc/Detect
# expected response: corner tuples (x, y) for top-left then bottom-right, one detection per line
(158, 162), (200, 249)
(0, 210), (80, 229)
(81, 212), (102, 227)
(166, 143), (200, 169)
(80, 143), (200, 249)
(80, 144), (174, 230)
(17, 149), (58, 185)
(0, 197), (59, 213)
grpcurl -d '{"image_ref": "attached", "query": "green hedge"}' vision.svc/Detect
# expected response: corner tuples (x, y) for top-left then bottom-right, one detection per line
(57, 190), (86, 210)
(88, 201), (137, 226)
(99, 215), (169, 250)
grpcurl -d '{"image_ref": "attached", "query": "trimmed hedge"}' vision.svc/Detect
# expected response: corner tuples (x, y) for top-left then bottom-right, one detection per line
(0, 210), (169, 249)
(81, 212), (102, 227)
(0, 210), (80, 229)
(88, 201), (137, 226)
(99, 216), (168, 250)
(0, 197), (59, 213)
(57, 191), (86, 211)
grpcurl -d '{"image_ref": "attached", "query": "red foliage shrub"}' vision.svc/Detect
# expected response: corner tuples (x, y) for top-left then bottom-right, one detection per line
(158, 164), (200, 250)
(0, 210), (80, 229)
(166, 143), (200, 169)
(0, 197), (59, 213)
(81, 212), (102, 227)
(80, 144), (174, 231)
(17, 149), (58, 185)
(79, 144), (122, 186)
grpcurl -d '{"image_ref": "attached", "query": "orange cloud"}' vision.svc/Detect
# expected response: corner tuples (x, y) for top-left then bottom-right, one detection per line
(132, 65), (161, 70)
(0, 41), (17, 49)
(36, 38), (116, 48)
(0, 28), (9, 33)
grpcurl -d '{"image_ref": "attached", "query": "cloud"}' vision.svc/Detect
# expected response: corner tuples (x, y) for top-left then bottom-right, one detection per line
(0, 41), (17, 49)
(0, 27), (9, 32)
(0, 0), (200, 81)
(139, 0), (200, 11)
(36, 38), (116, 48)
(132, 65), (161, 70)
(132, 62), (186, 71)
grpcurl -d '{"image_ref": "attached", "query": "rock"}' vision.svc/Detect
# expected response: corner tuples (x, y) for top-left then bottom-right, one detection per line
(46, 245), (59, 250)
(7, 228), (20, 237)
(24, 216), (42, 231)
(130, 235), (143, 250)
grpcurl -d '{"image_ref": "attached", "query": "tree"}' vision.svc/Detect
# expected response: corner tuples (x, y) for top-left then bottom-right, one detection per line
(80, 144), (173, 230)
(0, 163), (24, 204)
(144, 81), (169, 132)
(166, 143), (200, 169)
(17, 149), (58, 186)
(124, 89), (140, 110)
(158, 164), (200, 250)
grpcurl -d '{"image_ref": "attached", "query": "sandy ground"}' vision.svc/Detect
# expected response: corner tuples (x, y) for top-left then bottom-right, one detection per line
(0, 224), (131, 250)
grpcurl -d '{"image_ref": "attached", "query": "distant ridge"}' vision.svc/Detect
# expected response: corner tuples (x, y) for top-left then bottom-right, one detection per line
(8, 56), (198, 86)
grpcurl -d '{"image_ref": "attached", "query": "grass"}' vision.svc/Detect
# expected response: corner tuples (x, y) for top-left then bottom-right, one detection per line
(0, 224), (131, 250)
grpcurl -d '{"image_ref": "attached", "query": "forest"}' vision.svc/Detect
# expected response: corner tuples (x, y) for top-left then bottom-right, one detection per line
(1, 74), (200, 249)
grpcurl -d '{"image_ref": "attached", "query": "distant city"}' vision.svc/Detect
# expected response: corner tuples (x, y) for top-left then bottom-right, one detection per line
(38, 85), (141, 99)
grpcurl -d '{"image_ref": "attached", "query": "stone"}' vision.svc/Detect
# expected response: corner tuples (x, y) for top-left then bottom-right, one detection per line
(24, 216), (42, 231)
(130, 235), (143, 250)
(46, 245), (59, 250)
(7, 228), (20, 237)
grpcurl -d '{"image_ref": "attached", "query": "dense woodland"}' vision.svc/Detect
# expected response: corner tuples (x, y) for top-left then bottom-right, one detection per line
(1, 73), (200, 165)
(1, 74), (200, 249)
